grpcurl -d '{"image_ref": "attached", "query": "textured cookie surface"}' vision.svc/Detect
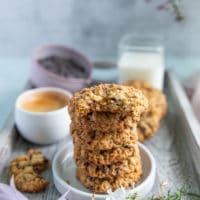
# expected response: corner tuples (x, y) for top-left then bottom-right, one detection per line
(69, 83), (148, 117)
(76, 153), (142, 179)
(8, 149), (49, 193)
(76, 167), (142, 193)
(14, 170), (49, 193)
(69, 83), (146, 193)
(74, 144), (138, 165)
(26, 149), (49, 173)
(124, 80), (167, 142)
(70, 111), (138, 132)
(71, 123), (137, 151)
(137, 111), (161, 142)
(124, 80), (167, 118)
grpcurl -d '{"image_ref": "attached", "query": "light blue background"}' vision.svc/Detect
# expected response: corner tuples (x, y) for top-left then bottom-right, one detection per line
(0, 0), (200, 129)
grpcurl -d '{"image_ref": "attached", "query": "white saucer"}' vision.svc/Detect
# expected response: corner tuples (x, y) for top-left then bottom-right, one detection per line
(52, 142), (156, 200)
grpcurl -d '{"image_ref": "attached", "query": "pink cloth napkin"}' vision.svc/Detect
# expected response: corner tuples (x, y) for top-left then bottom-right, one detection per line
(0, 176), (70, 200)
(0, 177), (28, 200)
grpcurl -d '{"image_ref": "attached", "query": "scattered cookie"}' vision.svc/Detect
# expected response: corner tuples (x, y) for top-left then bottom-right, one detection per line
(124, 80), (167, 142)
(27, 149), (49, 173)
(8, 149), (49, 193)
(137, 111), (161, 142)
(14, 170), (49, 193)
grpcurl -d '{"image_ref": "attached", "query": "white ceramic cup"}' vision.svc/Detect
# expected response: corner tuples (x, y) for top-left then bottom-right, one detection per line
(15, 87), (72, 145)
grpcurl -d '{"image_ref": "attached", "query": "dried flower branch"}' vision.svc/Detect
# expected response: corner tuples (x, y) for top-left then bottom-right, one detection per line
(145, 0), (185, 22)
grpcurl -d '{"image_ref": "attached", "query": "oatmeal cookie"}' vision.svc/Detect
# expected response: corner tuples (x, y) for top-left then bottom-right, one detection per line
(9, 149), (49, 179)
(76, 167), (142, 193)
(14, 170), (49, 193)
(76, 154), (142, 179)
(71, 123), (137, 151)
(74, 144), (138, 165)
(8, 149), (49, 192)
(27, 149), (49, 172)
(68, 83), (148, 118)
(8, 156), (32, 180)
(137, 111), (161, 142)
(70, 111), (138, 132)
(124, 80), (167, 141)
(124, 80), (167, 118)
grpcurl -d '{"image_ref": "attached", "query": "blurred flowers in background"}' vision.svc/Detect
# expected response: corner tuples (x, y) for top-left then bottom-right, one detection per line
(145, 0), (185, 22)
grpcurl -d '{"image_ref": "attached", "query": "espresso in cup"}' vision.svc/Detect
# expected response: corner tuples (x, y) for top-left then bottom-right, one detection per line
(19, 91), (69, 112)
(15, 87), (72, 144)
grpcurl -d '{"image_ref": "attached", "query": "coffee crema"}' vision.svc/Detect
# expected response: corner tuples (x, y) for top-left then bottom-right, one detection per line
(19, 91), (69, 112)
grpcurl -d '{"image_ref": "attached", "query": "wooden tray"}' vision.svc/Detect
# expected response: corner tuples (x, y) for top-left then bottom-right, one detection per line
(0, 67), (200, 199)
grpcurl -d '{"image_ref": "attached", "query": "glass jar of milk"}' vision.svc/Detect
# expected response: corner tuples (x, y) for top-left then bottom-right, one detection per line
(118, 34), (165, 90)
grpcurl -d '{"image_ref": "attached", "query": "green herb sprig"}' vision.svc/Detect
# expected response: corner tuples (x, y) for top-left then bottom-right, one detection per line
(126, 182), (200, 200)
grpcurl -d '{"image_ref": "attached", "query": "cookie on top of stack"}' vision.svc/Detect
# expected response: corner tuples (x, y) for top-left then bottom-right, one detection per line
(68, 83), (148, 193)
(124, 80), (167, 142)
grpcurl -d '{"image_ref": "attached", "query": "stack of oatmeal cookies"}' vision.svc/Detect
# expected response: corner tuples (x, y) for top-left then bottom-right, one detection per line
(124, 81), (167, 142)
(68, 84), (148, 193)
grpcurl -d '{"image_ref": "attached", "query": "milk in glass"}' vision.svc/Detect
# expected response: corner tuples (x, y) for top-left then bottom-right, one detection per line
(118, 35), (165, 90)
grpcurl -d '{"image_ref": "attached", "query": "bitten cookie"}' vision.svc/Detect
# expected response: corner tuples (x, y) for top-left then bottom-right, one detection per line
(8, 149), (49, 193)
(68, 83), (148, 118)
(26, 149), (49, 173)
(14, 170), (49, 193)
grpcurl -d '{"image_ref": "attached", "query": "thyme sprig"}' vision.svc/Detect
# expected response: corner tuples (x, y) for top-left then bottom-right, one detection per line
(125, 182), (200, 200)
(126, 189), (200, 200)
(102, 182), (200, 200)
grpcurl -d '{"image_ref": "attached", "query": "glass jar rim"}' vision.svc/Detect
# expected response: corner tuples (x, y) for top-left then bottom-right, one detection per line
(119, 33), (164, 52)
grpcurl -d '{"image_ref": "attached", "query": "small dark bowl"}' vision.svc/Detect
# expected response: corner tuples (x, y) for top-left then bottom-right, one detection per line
(31, 44), (93, 92)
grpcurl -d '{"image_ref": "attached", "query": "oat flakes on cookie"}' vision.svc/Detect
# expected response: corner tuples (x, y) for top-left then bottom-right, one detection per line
(68, 83), (147, 193)
(68, 83), (148, 118)
(76, 154), (142, 179)
(71, 123), (137, 151)
(124, 80), (167, 117)
(74, 144), (139, 166)
(8, 149), (49, 193)
(124, 80), (167, 142)
(70, 111), (137, 132)
(76, 167), (142, 193)
(14, 170), (49, 193)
